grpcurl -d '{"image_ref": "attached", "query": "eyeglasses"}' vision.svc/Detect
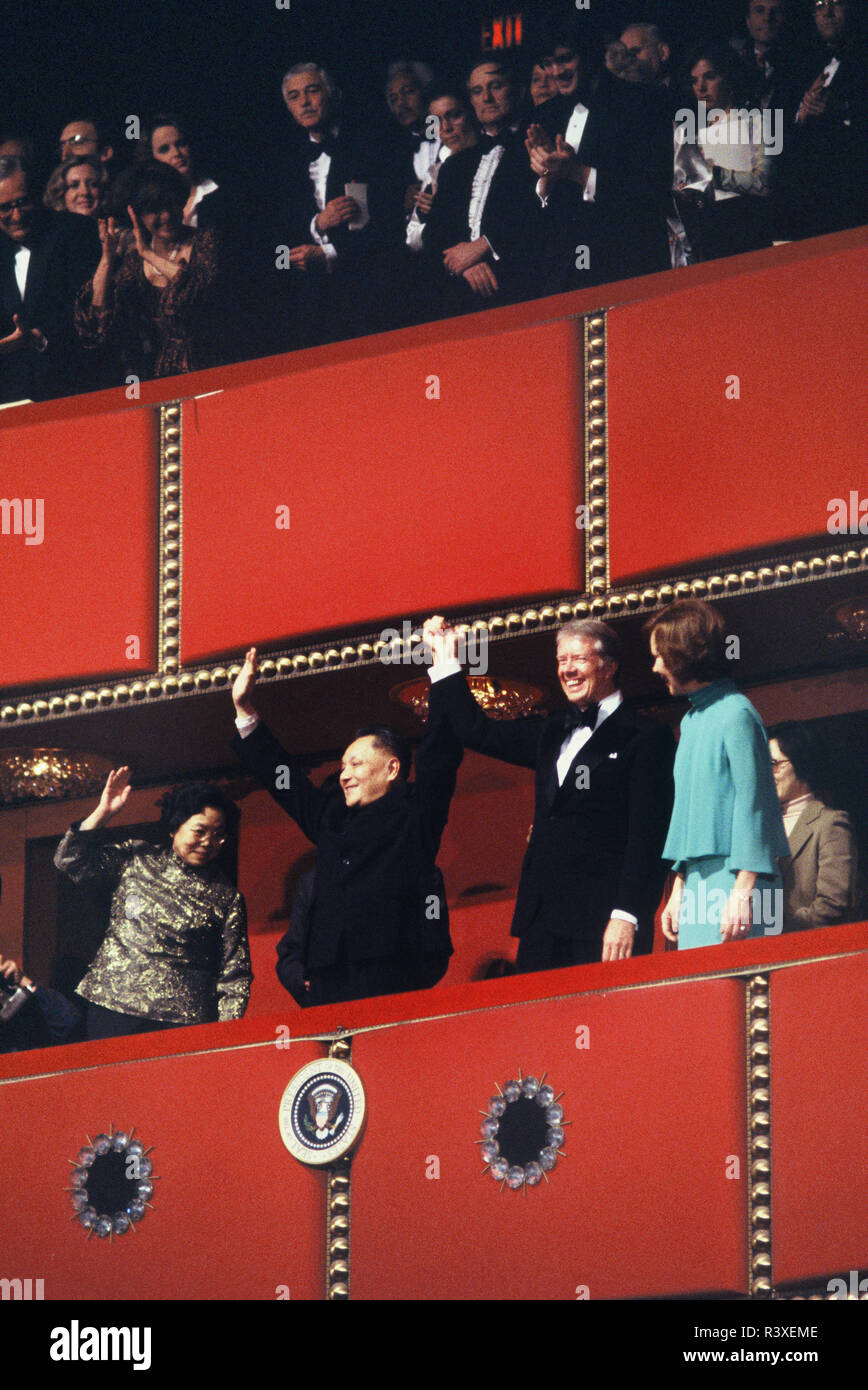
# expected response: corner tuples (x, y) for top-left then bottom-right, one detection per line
(59, 134), (94, 150)
(189, 828), (226, 846)
(0, 198), (32, 216)
(769, 758), (792, 770)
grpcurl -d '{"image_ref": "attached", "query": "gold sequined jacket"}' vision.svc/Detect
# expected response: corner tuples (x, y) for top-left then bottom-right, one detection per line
(54, 825), (251, 1024)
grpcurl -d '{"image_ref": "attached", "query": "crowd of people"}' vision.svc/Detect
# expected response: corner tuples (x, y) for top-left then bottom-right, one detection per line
(1, 599), (861, 1051)
(1, 0), (866, 404)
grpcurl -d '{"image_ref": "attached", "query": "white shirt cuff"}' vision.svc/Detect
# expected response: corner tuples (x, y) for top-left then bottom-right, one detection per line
(610, 910), (637, 927)
(428, 657), (461, 683)
(235, 713), (260, 737)
(584, 167), (597, 202)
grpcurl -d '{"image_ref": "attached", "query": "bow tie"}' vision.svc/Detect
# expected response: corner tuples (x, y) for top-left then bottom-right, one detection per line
(309, 131), (340, 157)
(565, 703), (598, 731)
(476, 132), (506, 154)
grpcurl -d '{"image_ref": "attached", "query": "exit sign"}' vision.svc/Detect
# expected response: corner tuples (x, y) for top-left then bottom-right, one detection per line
(481, 13), (524, 50)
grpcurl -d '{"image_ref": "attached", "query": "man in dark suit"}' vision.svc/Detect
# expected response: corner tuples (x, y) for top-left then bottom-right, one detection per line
(422, 615), (675, 970)
(230, 647), (462, 1007)
(526, 16), (673, 289)
(773, 0), (868, 239)
(265, 61), (396, 349)
(0, 168), (100, 404)
(421, 54), (542, 314)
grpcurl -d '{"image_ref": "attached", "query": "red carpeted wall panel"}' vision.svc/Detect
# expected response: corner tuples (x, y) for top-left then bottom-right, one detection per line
(179, 319), (583, 665)
(350, 978), (749, 1300)
(607, 242), (868, 584)
(0, 1036), (324, 1300)
(0, 407), (158, 689)
(769, 950), (868, 1287)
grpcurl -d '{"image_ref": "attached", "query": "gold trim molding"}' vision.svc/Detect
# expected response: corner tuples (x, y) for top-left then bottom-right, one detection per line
(1, 330), (866, 725)
(583, 312), (609, 596)
(747, 974), (772, 1297)
(326, 1032), (353, 1301)
(158, 402), (182, 676)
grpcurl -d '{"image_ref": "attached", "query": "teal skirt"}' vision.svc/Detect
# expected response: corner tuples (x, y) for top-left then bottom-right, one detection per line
(677, 856), (783, 950)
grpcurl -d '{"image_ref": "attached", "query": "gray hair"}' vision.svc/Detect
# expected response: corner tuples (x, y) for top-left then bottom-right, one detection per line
(556, 619), (621, 670)
(282, 62), (335, 98)
(386, 60), (435, 93)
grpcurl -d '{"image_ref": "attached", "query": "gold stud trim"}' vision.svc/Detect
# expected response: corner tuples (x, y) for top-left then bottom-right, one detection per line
(747, 974), (772, 1297)
(583, 313), (609, 596)
(158, 402), (182, 676)
(2, 360), (865, 729)
(2, 535), (864, 726)
(326, 1031), (353, 1300)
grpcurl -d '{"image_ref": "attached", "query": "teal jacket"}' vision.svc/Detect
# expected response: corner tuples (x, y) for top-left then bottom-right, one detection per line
(663, 680), (789, 874)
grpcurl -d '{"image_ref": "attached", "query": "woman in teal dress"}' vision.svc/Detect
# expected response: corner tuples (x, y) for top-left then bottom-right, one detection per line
(645, 600), (789, 949)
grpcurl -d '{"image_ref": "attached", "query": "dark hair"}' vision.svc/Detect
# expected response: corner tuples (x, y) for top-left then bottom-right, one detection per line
(766, 721), (819, 790)
(540, 13), (600, 68)
(60, 115), (110, 151)
(556, 618), (621, 673)
(427, 84), (470, 110)
(158, 783), (240, 840)
(127, 160), (189, 216)
(136, 114), (194, 172)
(682, 42), (751, 107)
(644, 599), (730, 683)
(466, 53), (519, 87)
(352, 726), (412, 781)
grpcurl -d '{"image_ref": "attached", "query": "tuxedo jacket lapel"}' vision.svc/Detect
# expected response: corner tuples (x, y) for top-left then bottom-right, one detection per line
(19, 223), (56, 323)
(786, 798), (822, 864)
(545, 705), (632, 808)
(0, 248), (23, 325)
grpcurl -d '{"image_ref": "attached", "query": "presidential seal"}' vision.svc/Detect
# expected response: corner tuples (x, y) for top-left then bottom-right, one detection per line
(278, 1058), (366, 1166)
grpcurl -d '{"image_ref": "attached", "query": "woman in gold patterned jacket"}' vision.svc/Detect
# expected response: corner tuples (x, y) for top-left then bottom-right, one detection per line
(55, 769), (251, 1040)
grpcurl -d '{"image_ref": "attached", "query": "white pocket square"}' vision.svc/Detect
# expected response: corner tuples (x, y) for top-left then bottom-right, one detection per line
(608, 752), (618, 759)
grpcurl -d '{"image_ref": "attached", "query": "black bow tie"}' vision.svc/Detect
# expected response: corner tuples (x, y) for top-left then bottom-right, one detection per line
(565, 703), (598, 731)
(476, 132), (506, 154)
(309, 130), (340, 157)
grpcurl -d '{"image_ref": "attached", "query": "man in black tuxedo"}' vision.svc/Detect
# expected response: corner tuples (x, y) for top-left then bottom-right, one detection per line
(421, 54), (542, 314)
(0, 169), (100, 404)
(266, 61), (395, 349)
(423, 615), (675, 970)
(773, 0), (868, 239)
(230, 647), (462, 1007)
(526, 17), (673, 288)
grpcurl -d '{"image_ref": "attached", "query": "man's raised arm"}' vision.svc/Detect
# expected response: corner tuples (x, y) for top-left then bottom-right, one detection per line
(230, 646), (329, 843)
(421, 614), (543, 770)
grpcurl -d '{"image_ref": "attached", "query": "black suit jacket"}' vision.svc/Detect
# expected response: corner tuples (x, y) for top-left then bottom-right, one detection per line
(436, 671), (675, 953)
(773, 37), (868, 239)
(0, 210), (100, 404)
(533, 73), (672, 286)
(260, 123), (399, 347)
(232, 683), (462, 972)
(422, 130), (543, 304)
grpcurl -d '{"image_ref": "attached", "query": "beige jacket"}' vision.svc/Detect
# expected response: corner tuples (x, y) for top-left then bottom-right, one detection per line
(782, 797), (858, 931)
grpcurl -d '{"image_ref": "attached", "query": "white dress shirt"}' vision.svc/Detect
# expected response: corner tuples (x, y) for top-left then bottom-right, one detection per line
(413, 136), (441, 184)
(406, 145), (452, 251)
(467, 143), (505, 247)
(13, 244), (31, 299)
(184, 178), (219, 228)
(536, 102), (598, 206)
(307, 136), (338, 265)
